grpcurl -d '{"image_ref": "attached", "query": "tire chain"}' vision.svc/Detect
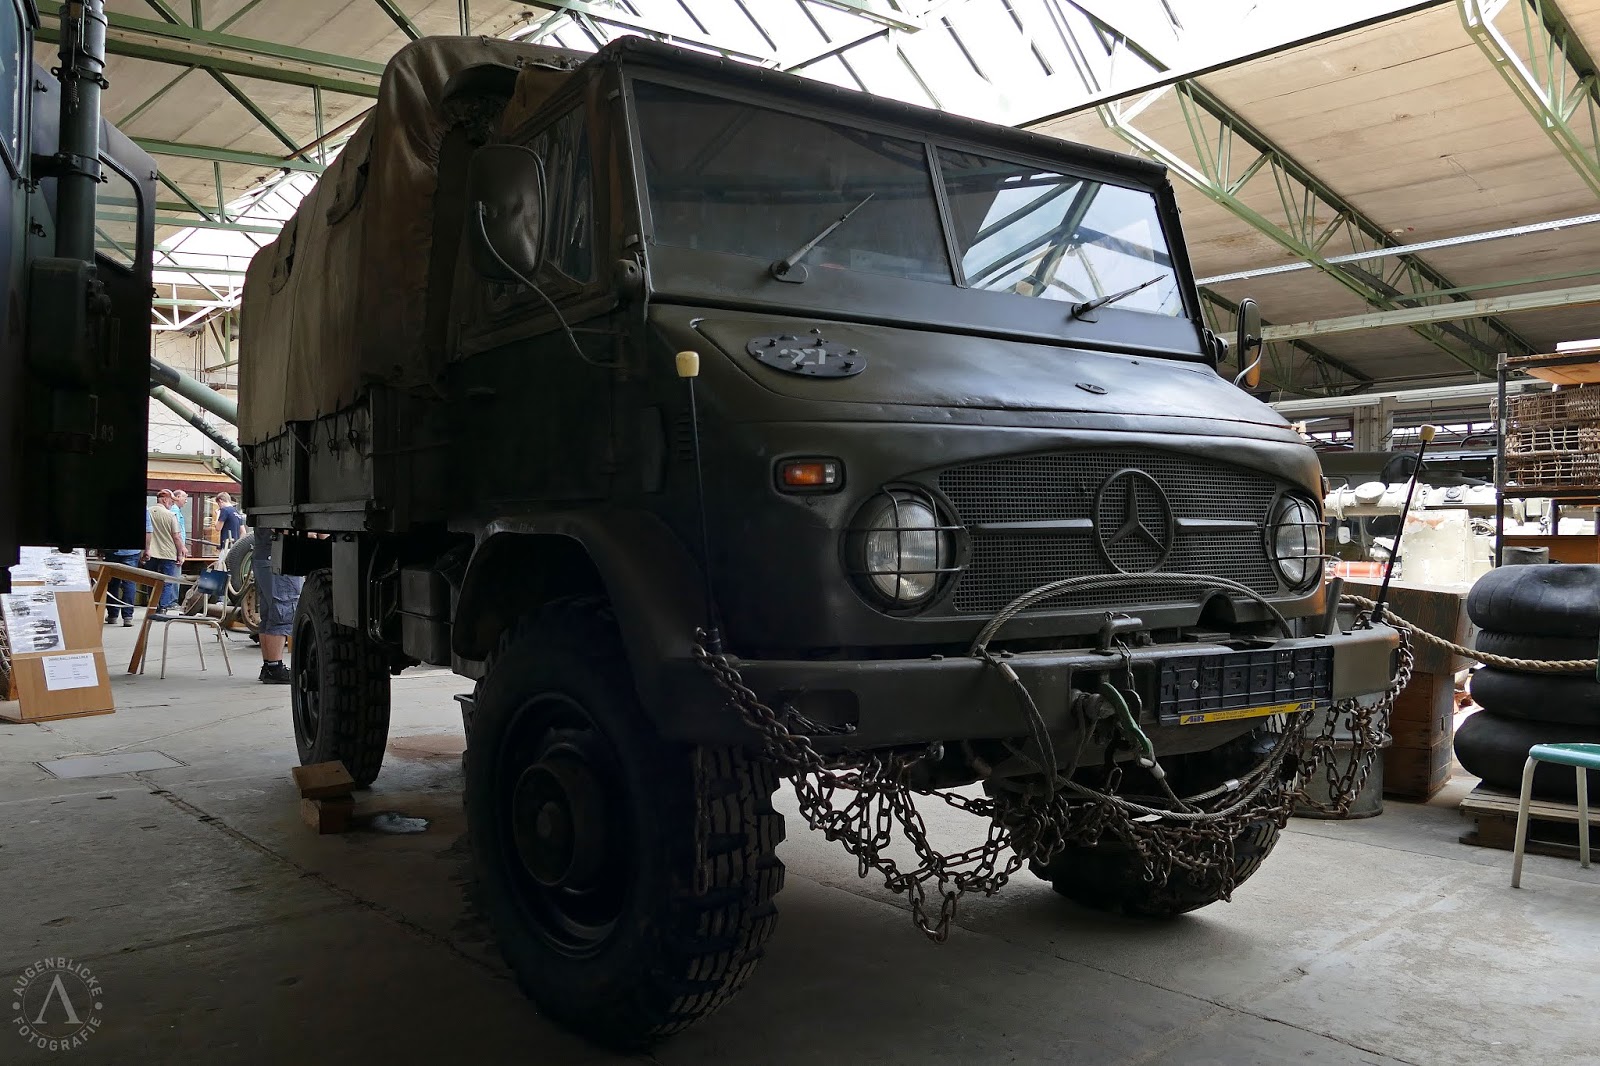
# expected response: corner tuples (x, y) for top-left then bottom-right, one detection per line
(692, 625), (1414, 942)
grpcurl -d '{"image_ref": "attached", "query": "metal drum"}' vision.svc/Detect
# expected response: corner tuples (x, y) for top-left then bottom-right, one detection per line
(1293, 697), (1386, 819)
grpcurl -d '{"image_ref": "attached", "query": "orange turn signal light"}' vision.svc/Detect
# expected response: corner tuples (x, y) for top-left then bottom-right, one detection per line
(777, 458), (842, 492)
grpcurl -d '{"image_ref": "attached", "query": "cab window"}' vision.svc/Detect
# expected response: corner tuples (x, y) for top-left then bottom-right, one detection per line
(526, 107), (594, 284)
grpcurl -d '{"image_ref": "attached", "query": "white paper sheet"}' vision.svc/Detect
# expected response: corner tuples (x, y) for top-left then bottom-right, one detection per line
(1, 589), (66, 654)
(9, 547), (91, 590)
(41, 652), (99, 691)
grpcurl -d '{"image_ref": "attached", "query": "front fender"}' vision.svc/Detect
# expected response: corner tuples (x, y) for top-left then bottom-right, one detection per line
(453, 508), (707, 715)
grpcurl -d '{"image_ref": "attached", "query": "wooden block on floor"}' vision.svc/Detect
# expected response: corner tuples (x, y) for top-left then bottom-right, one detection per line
(292, 761), (355, 800)
(301, 795), (355, 835)
(1459, 784), (1598, 860)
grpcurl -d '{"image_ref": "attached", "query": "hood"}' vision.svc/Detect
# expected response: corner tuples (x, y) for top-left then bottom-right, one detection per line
(684, 312), (1289, 429)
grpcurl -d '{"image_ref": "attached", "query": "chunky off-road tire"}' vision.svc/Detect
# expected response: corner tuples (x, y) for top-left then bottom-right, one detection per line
(466, 600), (785, 1049)
(1473, 629), (1599, 665)
(1031, 818), (1280, 917)
(1453, 711), (1600, 801)
(1468, 667), (1600, 725)
(290, 569), (391, 786)
(1467, 564), (1600, 638)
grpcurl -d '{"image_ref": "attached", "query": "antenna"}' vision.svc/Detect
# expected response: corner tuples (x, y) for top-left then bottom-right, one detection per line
(677, 351), (722, 654)
(1370, 424), (1436, 627)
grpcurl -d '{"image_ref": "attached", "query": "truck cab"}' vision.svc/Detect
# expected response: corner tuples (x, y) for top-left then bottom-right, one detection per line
(239, 36), (1398, 1050)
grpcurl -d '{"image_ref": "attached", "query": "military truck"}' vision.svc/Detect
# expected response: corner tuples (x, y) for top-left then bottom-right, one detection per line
(0, 0), (156, 586)
(239, 36), (1398, 1047)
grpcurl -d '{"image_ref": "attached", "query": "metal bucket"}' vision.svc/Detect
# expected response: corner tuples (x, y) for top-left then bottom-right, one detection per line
(1292, 699), (1385, 819)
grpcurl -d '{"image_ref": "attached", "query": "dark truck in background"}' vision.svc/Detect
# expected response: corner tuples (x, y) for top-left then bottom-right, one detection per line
(0, 0), (155, 587)
(239, 36), (1398, 1047)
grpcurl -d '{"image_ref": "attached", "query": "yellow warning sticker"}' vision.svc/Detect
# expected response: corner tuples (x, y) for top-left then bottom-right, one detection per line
(1176, 701), (1307, 726)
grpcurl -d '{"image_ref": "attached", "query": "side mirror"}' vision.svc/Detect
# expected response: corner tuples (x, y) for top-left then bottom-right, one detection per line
(1233, 297), (1263, 389)
(466, 144), (546, 282)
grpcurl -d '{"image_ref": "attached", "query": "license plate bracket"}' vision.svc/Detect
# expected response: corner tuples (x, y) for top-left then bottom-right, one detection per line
(1157, 645), (1333, 726)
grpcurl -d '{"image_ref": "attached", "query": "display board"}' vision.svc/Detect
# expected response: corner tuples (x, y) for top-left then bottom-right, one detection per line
(0, 549), (115, 722)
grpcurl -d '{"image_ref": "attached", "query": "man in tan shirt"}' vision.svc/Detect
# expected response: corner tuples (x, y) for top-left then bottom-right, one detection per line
(143, 488), (184, 613)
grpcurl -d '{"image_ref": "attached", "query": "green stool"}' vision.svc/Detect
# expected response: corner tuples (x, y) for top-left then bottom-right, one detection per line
(1512, 743), (1599, 887)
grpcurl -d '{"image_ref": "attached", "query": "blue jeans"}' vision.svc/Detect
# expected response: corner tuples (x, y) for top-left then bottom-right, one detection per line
(106, 549), (142, 619)
(149, 558), (181, 611)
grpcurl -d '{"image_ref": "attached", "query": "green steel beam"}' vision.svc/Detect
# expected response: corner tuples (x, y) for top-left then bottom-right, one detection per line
(374, 0), (423, 41)
(1071, 14), (1534, 379)
(116, 65), (194, 127)
(216, 0), (270, 32)
(1200, 289), (1370, 397)
(807, 0), (925, 32)
(133, 137), (324, 173)
(1461, 0), (1600, 198)
(518, 1), (772, 62)
(135, 0), (314, 161)
(459, 0), (472, 35)
(101, 209), (281, 234)
(36, 1), (384, 97)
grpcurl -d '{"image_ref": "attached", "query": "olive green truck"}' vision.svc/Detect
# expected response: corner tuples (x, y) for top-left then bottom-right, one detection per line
(239, 36), (1398, 1048)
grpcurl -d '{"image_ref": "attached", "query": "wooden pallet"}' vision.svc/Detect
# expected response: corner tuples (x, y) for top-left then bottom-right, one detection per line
(1458, 784), (1597, 860)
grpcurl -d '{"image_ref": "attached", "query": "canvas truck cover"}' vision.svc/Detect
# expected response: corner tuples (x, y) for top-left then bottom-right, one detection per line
(238, 37), (584, 445)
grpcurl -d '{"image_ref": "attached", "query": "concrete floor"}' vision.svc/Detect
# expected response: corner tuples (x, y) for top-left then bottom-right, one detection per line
(2, 623), (1596, 1065)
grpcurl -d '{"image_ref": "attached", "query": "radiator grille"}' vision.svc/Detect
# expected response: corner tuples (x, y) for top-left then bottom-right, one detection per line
(937, 450), (1282, 614)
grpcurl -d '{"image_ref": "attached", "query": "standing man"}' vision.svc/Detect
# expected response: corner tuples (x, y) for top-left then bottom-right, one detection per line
(170, 489), (190, 558)
(213, 491), (244, 550)
(143, 489), (184, 613)
(252, 526), (302, 685)
(103, 545), (142, 626)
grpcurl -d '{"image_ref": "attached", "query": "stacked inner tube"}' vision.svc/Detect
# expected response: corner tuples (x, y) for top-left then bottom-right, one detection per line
(1457, 564), (1600, 800)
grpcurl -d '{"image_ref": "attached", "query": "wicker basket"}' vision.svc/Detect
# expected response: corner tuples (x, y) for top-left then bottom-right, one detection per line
(1503, 384), (1600, 426)
(1504, 450), (1600, 486)
(1505, 423), (1600, 454)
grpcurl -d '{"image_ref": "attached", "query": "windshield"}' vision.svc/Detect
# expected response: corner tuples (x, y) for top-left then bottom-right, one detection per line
(939, 151), (1180, 315)
(632, 81), (1184, 317)
(634, 80), (951, 284)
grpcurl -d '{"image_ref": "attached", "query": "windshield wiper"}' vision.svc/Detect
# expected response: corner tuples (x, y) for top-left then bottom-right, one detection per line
(1069, 274), (1166, 321)
(769, 193), (875, 282)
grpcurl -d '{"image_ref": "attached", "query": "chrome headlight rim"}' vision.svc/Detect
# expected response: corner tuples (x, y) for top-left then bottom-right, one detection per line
(1266, 493), (1323, 591)
(844, 485), (964, 613)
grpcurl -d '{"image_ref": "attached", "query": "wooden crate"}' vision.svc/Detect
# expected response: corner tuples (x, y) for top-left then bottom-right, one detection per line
(1388, 673), (1455, 750)
(1342, 580), (1469, 674)
(1459, 784), (1598, 860)
(1383, 737), (1453, 801)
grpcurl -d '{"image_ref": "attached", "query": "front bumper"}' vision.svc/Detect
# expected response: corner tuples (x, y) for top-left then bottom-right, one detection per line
(656, 625), (1399, 750)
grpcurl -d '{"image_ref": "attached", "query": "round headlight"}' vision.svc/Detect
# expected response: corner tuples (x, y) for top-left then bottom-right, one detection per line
(1270, 495), (1323, 588)
(853, 490), (953, 607)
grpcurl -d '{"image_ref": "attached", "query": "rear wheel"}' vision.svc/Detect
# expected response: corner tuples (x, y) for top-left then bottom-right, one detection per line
(290, 570), (391, 786)
(466, 601), (785, 1049)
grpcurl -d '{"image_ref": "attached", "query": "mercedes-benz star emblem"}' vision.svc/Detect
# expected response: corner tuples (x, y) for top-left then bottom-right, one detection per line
(1093, 469), (1175, 573)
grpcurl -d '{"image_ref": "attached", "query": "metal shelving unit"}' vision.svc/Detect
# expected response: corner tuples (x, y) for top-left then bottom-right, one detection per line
(1494, 349), (1600, 565)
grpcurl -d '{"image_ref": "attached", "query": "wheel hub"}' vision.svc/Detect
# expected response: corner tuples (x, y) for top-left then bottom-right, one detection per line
(512, 750), (607, 890)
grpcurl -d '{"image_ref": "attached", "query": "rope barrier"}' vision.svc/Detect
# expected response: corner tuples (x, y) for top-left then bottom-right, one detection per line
(1340, 593), (1597, 675)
